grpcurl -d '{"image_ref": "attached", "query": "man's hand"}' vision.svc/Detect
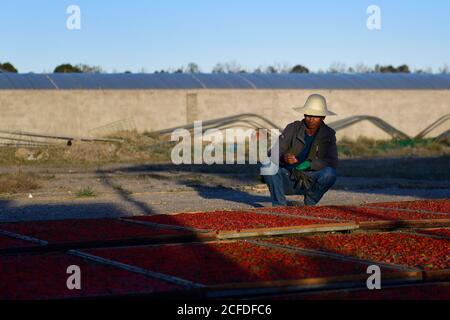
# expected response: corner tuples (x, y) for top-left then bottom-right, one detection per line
(295, 160), (311, 171)
(283, 153), (299, 165)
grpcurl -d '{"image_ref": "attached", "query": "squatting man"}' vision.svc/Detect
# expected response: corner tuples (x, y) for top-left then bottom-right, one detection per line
(262, 94), (338, 206)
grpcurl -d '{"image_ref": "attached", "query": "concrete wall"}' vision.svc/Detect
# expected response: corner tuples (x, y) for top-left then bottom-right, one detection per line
(0, 89), (449, 140)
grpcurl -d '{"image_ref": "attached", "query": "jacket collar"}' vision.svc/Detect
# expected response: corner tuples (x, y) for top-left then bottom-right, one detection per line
(296, 120), (327, 143)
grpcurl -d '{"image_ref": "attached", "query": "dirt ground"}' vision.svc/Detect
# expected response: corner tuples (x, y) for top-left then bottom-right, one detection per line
(0, 157), (449, 223)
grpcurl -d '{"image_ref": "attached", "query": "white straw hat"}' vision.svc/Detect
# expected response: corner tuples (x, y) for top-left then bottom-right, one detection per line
(293, 94), (337, 116)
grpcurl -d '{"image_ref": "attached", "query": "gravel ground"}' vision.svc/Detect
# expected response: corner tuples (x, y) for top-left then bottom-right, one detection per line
(0, 163), (448, 222)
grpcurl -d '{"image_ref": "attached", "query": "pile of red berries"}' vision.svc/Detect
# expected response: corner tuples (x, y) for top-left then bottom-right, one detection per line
(365, 199), (450, 213)
(266, 232), (450, 270)
(130, 211), (330, 232)
(254, 206), (446, 222)
(86, 241), (373, 285)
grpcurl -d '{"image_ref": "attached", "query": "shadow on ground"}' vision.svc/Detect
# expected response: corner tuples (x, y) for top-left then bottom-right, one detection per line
(0, 156), (448, 222)
(0, 180), (334, 299)
(95, 156), (450, 203)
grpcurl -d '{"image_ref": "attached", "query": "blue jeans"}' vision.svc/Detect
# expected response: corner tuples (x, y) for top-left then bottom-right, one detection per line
(262, 166), (337, 206)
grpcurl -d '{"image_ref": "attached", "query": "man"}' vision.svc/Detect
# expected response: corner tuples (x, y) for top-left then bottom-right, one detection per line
(263, 94), (338, 206)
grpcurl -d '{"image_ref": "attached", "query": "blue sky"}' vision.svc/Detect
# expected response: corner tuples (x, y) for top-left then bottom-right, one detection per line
(1, 0), (449, 73)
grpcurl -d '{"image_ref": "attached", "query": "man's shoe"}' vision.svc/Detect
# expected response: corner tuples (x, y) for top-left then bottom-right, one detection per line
(287, 200), (304, 207)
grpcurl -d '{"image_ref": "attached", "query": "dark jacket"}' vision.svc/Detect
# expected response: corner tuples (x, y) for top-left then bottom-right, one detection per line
(272, 120), (338, 170)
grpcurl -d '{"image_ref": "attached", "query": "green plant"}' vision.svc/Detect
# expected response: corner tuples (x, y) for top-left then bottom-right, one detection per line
(76, 186), (96, 198)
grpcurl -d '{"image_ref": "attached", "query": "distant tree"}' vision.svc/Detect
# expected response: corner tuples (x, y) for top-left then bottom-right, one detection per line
(355, 63), (372, 73)
(375, 64), (392, 73)
(396, 64), (410, 73)
(374, 64), (382, 72)
(186, 62), (200, 73)
(54, 64), (82, 73)
(375, 64), (410, 73)
(212, 63), (225, 73)
(414, 67), (432, 74)
(383, 65), (395, 73)
(0, 62), (18, 73)
(438, 64), (449, 74)
(76, 64), (103, 73)
(328, 62), (347, 73)
(222, 61), (243, 73)
(290, 65), (309, 73)
(273, 62), (291, 73)
(265, 65), (278, 74)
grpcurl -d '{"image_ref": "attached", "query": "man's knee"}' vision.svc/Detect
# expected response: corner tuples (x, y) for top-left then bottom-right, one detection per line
(317, 167), (337, 187)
